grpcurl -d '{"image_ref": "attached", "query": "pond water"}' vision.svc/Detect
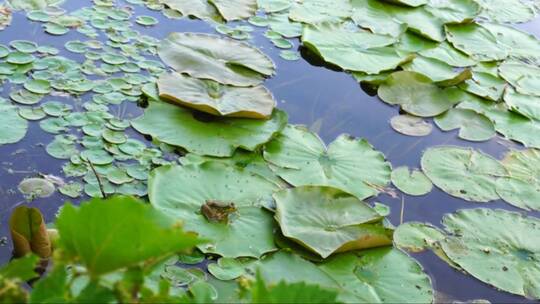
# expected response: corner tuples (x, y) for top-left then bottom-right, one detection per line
(0, 1), (539, 303)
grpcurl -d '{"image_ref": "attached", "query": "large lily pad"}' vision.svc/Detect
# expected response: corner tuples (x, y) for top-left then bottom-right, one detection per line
(394, 222), (445, 253)
(445, 23), (508, 61)
(351, 0), (406, 38)
(0, 102), (28, 145)
(210, 0), (256, 21)
(157, 72), (275, 119)
(319, 247), (434, 303)
(496, 149), (540, 211)
(131, 100), (287, 157)
(476, 0), (536, 23)
(160, 0), (219, 20)
(274, 186), (392, 258)
(302, 23), (411, 74)
(263, 125), (391, 200)
(158, 32), (274, 87)
(289, 0), (352, 24)
(391, 166), (433, 196)
(421, 146), (506, 202)
(434, 108), (495, 142)
(441, 208), (540, 299)
(378, 71), (462, 117)
(148, 162), (280, 258)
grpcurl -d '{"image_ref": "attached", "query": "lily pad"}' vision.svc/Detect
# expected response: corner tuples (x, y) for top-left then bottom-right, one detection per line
(132, 100), (287, 157)
(157, 72), (275, 119)
(390, 114), (433, 137)
(148, 162), (280, 258)
(18, 177), (55, 199)
(434, 108), (495, 142)
(351, 0), (407, 38)
(302, 23), (411, 74)
(135, 15), (158, 26)
(210, 0), (257, 21)
(495, 149), (540, 211)
(394, 222), (445, 253)
(274, 186), (392, 258)
(24, 79), (51, 94)
(391, 166), (433, 196)
(421, 146), (506, 202)
(378, 71), (462, 117)
(476, 0), (536, 23)
(0, 103), (28, 145)
(445, 23), (507, 61)
(158, 32), (275, 86)
(319, 247), (434, 303)
(289, 0), (352, 24)
(441, 208), (540, 299)
(263, 125), (391, 200)
(160, 0), (219, 20)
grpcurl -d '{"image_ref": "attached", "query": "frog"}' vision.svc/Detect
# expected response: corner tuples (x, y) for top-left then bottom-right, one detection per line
(200, 200), (237, 224)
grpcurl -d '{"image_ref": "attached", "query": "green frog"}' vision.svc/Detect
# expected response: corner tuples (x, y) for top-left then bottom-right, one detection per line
(200, 200), (237, 224)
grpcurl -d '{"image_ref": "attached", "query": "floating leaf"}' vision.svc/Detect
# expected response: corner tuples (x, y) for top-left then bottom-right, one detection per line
(401, 56), (472, 86)
(394, 222), (445, 252)
(495, 149), (540, 211)
(419, 41), (476, 68)
(274, 186), (391, 258)
(18, 177), (55, 199)
(319, 247), (434, 303)
(264, 125), (391, 200)
(289, 0), (352, 24)
(9, 206), (51, 258)
(421, 146), (506, 202)
(160, 0), (219, 20)
(0, 103), (27, 145)
(441, 208), (540, 299)
(24, 79), (51, 94)
(56, 196), (203, 276)
(158, 32), (274, 86)
(434, 108), (495, 141)
(445, 23), (507, 61)
(391, 166), (433, 196)
(209, 0), (256, 21)
(476, 0), (535, 23)
(149, 162), (280, 258)
(132, 100), (287, 157)
(157, 72), (275, 119)
(135, 15), (158, 26)
(390, 114), (433, 137)
(302, 23), (410, 74)
(378, 71), (462, 117)
(351, 0), (407, 38)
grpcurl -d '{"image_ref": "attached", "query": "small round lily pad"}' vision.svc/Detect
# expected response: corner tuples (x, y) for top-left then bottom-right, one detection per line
(390, 114), (433, 137)
(18, 178), (55, 199)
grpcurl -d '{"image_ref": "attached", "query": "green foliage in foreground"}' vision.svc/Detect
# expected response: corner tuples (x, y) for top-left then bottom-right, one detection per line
(0, 196), (341, 303)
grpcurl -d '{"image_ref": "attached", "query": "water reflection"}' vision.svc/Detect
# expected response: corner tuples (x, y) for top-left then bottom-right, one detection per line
(0, 2), (538, 303)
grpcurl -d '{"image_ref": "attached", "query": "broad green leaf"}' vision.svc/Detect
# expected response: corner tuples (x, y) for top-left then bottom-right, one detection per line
(434, 108), (495, 141)
(378, 71), (462, 117)
(9, 206), (51, 258)
(442, 208), (540, 299)
(445, 23), (507, 61)
(56, 196), (202, 277)
(401, 56), (472, 85)
(257, 0), (291, 13)
(263, 125), (391, 200)
(160, 0), (219, 20)
(391, 166), (433, 196)
(499, 60), (540, 97)
(0, 254), (39, 281)
(390, 114), (433, 137)
(274, 186), (392, 258)
(319, 247), (434, 303)
(351, 0), (406, 38)
(421, 146), (506, 202)
(476, 0), (535, 23)
(394, 222), (445, 252)
(249, 272), (339, 303)
(302, 23), (411, 74)
(496, 149), (540, 211)
(158, 32), (274, 86)
(157, 72), (275, 119)
(131, 100), (287, 157)
(482, 23), (540, 60)
(148, 162), (280, 258)
(425, 0), (480, 24)
(0, 103), (27, 145)
(209, 0), (257, 21)
(29, 265), (68, 303)
(504, 88), (540, 121)
(419, 41), (476, 67)
(459, 71), (506, 101)
(289, 0), (352, 24)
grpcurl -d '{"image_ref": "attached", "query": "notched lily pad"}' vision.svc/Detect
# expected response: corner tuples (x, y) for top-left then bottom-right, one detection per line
(391, 166), (433, 196)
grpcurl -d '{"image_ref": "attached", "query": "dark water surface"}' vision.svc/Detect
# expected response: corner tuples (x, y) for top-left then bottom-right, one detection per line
(0, 1), (539, 303)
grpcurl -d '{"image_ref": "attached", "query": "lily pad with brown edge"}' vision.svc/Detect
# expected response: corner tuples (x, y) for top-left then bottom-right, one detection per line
(421, 146), (506, 202)
(158, 32), (275, 87)
(131, 100), (287, 157)
(434, 108), (495, 142)
(157, 72), (275, 119)
(378, 71), (463, 117)
(148, 162), (281, 258)
(495, 149), (540, 211)
(274, 186), (392, 258)
(263, 124), (391, 200)
(391, 166), (433, 196)
(9, 206), (51, 259)
(318, 247), (434, 303)
(390, 114), (433, 137)
(441, 208), (540, 299)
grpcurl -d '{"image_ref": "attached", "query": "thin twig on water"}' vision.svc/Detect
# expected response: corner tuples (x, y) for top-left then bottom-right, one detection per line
(86, 160), (106, 198)
(400, 195), (405, 224)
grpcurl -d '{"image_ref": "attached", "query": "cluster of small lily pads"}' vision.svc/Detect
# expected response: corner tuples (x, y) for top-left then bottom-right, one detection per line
(0, 0), (539, 303)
